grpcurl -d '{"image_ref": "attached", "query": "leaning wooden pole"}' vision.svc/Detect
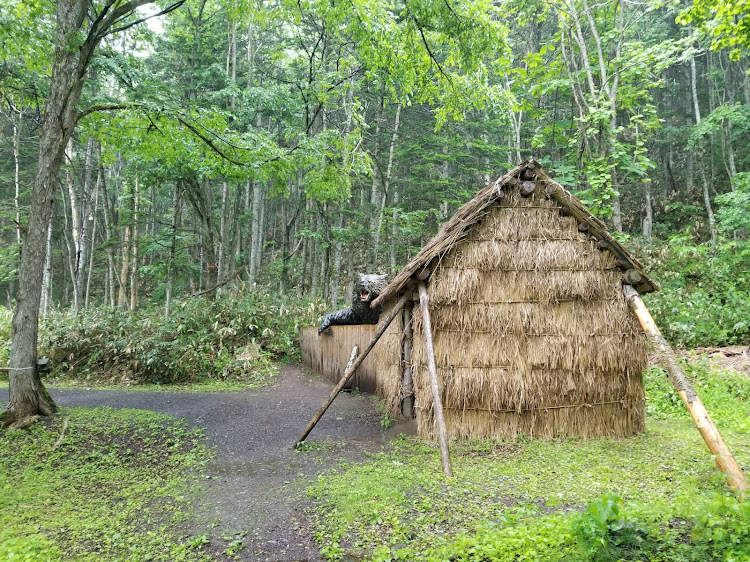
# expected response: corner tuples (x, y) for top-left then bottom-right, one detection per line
(623, 284), (748, 497)
(418, 281), (453, 478)
(295, 292), (411, 447)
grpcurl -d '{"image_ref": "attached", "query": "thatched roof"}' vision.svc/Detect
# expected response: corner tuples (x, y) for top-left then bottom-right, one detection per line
(372, 158), (656, 307)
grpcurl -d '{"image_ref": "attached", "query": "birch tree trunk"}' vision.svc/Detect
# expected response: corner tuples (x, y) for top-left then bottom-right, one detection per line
(65, 138), (81, 310)
(40, 221), (54, 319)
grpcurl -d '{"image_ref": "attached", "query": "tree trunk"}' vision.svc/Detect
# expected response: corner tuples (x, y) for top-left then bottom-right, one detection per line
(129, 174), (140, 311)
(643, 180), (653, 240)
(65, 138), (81, 310)
(249, 179), (263, 283)
(13, 108), (22, 246)
(4, 0), (92, 426)
(367, 97), (384, 272)
(40, 219), (54, 319)
(101, 166), (117, 307)
(84, 167), (101, 309)
(165, 184), (182, 318)
(118, 185), (132, 309)
(75, 136), (96, 309)
(373, 103), (401, 270)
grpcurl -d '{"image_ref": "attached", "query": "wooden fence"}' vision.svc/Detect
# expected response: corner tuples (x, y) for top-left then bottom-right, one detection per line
(299, 325), (381, 393)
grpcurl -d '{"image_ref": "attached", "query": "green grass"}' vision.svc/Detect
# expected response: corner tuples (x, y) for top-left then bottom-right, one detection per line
(0, 407), (213, 561)
(308, 360), (750, 561)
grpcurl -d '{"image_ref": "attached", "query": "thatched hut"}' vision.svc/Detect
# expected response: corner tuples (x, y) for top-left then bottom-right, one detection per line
(372, 159), (656, 442)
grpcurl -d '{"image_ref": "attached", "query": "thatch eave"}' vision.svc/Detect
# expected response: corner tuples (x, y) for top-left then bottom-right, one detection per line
(372, 158), (656, 308)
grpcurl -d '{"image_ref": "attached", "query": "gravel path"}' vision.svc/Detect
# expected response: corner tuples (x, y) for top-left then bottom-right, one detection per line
(0, 365), (414, 561)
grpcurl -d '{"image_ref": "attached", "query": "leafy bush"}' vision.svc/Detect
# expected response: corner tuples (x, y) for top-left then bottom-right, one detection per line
(641, 236), (750, 346)
(39, 291), (326, 385)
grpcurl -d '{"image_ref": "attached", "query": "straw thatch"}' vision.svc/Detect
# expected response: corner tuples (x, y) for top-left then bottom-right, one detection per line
(374, 159), (650, 441)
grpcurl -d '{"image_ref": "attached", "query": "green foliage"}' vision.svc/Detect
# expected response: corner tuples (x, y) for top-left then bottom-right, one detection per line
(716, 173), (750, 234)
(0, 308), (10, 368)
(308, 360), (750, 560)
(679, 0), (750, 59)
(38, 292), (325, 385)
(0, 407), (210, 561)
(642, 237), (750, 346)
(644, 360), (750, 433)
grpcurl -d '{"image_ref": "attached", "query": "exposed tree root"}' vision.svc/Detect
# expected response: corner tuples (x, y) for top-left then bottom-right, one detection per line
(52, 416), (71, 450)
(7, 415), (42, 430)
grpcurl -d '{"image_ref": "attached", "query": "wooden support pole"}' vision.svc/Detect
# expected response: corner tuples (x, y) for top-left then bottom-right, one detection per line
(401, 301), (415, 419)
(418, 281), (453, 478)
(295, 292), (411, 447)
(623, 285), (748, 497)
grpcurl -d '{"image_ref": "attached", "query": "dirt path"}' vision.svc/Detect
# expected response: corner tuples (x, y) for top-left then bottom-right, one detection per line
(1, 365), (412, 561)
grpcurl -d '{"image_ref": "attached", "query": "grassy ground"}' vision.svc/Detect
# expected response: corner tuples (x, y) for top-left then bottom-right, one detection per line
(308, 360), (750, 561)
(0, 407), (213, 561)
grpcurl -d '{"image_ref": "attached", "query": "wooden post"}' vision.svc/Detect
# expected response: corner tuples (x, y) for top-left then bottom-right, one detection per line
(623, 285), (748, 497)
(295, 292), (411, 447)
(401, 301), (415, 419)
(418, 281), (453, 478)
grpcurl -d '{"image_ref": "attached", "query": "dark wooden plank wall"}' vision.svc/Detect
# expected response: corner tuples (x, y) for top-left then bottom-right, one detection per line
(299, 325), (381, 393)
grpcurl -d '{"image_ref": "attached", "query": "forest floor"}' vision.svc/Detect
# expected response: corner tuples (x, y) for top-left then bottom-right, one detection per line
(678, 345), (750, 374)
(0, 364), (413, 562)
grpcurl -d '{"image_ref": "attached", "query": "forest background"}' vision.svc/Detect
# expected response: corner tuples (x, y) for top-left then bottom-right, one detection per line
(1, 0), (749, 385)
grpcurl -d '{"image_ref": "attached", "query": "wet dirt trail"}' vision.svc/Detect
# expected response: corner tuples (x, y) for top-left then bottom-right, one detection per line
(1, 364), (410, 561)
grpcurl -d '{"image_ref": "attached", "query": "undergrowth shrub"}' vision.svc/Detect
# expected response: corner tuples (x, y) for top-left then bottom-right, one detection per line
(644, 359), (750, 432)
(38, 292), (325, 385)
(427, 492), (750, 562)
(641, 237), (750, 347)
(0, 308), (10, 368)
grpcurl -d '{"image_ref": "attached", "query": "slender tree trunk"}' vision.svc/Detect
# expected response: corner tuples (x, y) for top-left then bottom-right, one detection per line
(40, 220), (54, 319)
(60, 184), (77, 308)
(690, 55), (717, 245)
(165, 184), (182, 318)
(84, 167), (101, 309)
(390, 191), (399, 271)
(118, 184), (132, 309)
(65, 139), (81, 310)
(367, 97), (384, 271)
(75, 136), (95, 309)
(129, 174), (140, 311)
(13, 109), (22, 246)
(373, 103), (401, 269)
(643, 180), (653, 240)
(218, 180), (229, 290)
(101, 166), (117, 307)
(249, 179), (263, 283)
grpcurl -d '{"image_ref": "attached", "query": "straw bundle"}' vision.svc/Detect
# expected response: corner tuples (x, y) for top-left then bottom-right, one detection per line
(374, 303), (406, 418)
(379, 183), (647, 441)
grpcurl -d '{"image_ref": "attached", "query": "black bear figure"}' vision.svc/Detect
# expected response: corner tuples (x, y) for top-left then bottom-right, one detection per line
(318, 274), (388, 335)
